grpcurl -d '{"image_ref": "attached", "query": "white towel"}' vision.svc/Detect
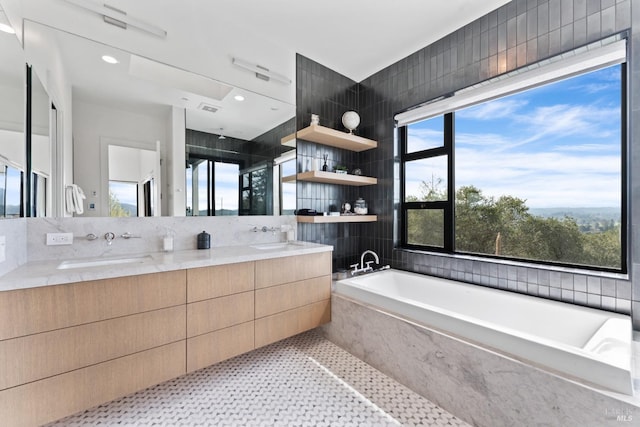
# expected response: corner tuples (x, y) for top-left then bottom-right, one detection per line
(65, 184), (86, 215)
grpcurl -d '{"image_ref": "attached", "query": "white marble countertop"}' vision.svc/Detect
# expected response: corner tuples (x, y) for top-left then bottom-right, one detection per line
(0, 241), (333, 291)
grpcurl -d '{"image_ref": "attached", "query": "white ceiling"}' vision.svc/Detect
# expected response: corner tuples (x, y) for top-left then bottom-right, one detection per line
(1, 0), (510, 106)
(1, 0), (511, 140)
(22, 20), (297, 140)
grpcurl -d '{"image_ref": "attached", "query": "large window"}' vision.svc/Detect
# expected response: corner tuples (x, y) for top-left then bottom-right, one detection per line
(186, 159), (240, 216)
(400, 61), (625, 272)
(0, 163), (23, 218)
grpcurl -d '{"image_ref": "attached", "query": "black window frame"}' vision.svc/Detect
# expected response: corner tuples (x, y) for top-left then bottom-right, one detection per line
(399, 62), (628, 275)
(400, 114), (455, 252)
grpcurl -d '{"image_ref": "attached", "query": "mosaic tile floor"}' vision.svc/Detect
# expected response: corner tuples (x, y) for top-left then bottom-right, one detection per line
(47, 330), (470, 426)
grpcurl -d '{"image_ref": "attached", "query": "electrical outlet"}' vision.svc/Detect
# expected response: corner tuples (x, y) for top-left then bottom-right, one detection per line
(46, 232), (74, 246)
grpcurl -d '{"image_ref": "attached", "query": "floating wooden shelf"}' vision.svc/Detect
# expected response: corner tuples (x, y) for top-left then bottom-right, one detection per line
(296, 215), (377, 223)
(281, 133), (296, 148)
(296, 170), (377, 186)
(281, 174), (297, 183)
(281, 124), (377, 152)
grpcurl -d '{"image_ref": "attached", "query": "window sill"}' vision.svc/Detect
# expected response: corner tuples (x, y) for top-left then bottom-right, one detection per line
(393, 247), (629, 281)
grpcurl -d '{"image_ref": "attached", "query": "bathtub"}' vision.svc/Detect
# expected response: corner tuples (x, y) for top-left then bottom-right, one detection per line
(335, 269), (633, 395)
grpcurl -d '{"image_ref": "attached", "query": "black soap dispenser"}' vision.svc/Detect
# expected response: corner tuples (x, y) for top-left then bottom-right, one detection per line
(197, 231), (210, 249)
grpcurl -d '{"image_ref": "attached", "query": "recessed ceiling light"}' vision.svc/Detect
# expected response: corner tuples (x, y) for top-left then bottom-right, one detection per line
(234, 95), (245, 102)
(0, 23), (15, 34)
(101, 55), (119, 64)
(271, 107), (279, 111)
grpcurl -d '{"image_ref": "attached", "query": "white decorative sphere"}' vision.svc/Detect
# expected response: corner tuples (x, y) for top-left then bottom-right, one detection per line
(342, 111), (360, 134)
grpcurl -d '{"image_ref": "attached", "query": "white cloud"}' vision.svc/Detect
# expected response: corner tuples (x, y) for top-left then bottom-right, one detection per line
(552, 143), (619, 153)
(405, 146), (621, 208)
(407, 127), (443, 151)
(511, 103), (619, 148)
(454, 148), (621, 207)
(456, 132), (513, 147)
(457, 98), (529, 120)
(579, 83), (617, 94)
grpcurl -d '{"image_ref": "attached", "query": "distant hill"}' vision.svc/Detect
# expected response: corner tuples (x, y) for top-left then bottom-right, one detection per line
(529, 207), (619, 220)
(529, 207), (620, 233)
(198, 209), (238, 216)
(121, 203), (137, 217)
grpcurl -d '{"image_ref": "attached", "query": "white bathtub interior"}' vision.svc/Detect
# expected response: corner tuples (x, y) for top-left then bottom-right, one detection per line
(335, 269), (633, 395)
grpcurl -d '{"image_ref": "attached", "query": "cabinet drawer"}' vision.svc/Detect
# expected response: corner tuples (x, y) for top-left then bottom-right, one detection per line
(255, 275), (331, 318)
(187, 321), (254, 372)
(187, 262), (254, 303)
(255, 252), (331, 289)
(187, 291), (254, 337)
(0, 341), (185, 427)
(255, 299), (331, 348)
(0, 270), (186, 341)
(0, 305), (185, 391)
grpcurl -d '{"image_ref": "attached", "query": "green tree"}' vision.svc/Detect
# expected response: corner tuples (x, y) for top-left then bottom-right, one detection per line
(406, 175), (447, 246)
(581, 226), (621, 268)
(109, 191), (130, 217)
(407, 181), (621, 269)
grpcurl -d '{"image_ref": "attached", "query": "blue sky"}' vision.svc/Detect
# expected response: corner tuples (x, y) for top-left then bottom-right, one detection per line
(109, 181), (137, 206)
(407, 64), (622, 208)
(185, 161), (239, 212)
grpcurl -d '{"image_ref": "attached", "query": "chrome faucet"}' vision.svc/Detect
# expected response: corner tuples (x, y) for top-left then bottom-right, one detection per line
(104, 232), (116, 245)
(251, 226), (278, 235)
(350, 250), (380, 275)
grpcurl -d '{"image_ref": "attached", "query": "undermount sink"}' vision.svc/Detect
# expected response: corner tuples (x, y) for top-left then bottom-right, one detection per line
(250, 242), (290, 250)
(251, 241), (305, 250)
(57, 255), (153, 270)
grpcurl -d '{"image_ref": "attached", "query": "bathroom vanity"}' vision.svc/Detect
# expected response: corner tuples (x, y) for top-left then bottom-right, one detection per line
(0, 243), (332, 426)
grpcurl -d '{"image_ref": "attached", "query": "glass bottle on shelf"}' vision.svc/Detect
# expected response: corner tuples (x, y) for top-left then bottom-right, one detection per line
(354, 198), (368, 215)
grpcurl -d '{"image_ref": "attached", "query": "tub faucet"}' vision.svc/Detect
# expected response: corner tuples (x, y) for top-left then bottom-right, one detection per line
(350, 250), (380, 275)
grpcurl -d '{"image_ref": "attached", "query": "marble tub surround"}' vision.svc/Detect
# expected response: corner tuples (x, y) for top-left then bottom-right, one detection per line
(25, 215), (297, 262)
(335, 269), (633, 395)
(0, 240), (330, 291)
(321, 295), (640, 427)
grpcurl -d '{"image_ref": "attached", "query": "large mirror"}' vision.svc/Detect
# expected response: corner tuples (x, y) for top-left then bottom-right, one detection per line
(22, 20), (296, 217)
(0, 18), (25, 218)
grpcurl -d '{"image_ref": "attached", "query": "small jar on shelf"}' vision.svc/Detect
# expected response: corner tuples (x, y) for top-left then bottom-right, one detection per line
(354, 198), (368, 215)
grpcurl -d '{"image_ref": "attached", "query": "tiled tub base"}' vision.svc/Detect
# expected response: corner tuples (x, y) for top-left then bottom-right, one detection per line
(320, 294), (640, 427)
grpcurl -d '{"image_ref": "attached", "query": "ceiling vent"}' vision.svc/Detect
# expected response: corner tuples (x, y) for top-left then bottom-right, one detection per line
(198, 102), (220, 113)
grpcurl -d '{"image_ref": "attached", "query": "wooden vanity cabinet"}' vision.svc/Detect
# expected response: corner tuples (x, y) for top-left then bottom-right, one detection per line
(0, 271), (187, 427)
(254, 252), (332, 348)
(0, 250), (332, 426)
(186, 262), (255, 372)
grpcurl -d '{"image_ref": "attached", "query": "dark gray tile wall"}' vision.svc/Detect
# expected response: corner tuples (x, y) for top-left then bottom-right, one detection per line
(186, 129), (253, 166)
(251, 117), (296, 163)
(295, 54), (366, 270)
(187, 118), (294, 168)
(297, 0), (636, 323)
